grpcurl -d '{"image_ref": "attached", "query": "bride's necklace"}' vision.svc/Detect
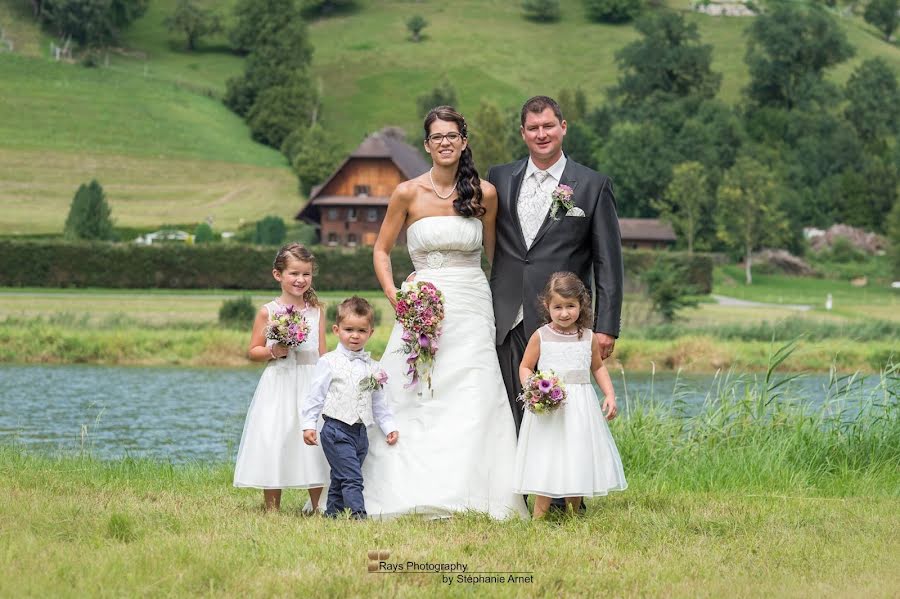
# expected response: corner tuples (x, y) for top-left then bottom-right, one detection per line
(429, 168), (457, 200)
(548, 323), (578, 336)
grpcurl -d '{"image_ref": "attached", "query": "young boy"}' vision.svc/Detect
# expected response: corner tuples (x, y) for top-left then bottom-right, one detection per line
(301, 296), (398, 519)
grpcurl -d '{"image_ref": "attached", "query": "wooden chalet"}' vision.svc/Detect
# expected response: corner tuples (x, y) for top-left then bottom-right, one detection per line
(618, 218), (677, 250)
(296, 131), (430, 247)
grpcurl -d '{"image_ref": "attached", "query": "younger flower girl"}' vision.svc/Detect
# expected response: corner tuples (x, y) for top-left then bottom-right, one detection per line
(513, 272), (627, 518)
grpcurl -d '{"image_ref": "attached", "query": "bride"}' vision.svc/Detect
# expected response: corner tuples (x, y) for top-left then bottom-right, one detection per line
(364, 106), (529, 520)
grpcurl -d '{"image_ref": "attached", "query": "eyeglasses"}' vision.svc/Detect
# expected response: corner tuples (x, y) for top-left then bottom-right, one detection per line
(426, 132), (463, 144)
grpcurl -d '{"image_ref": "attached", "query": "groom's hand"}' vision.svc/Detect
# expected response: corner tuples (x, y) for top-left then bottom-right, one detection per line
(303, 430), (318, 446)
(386, 431), (399, 445)
(595, 332), (616, 360)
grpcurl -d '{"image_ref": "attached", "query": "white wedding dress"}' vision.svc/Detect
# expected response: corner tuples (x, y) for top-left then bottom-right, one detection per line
(362, 215), (529, 520)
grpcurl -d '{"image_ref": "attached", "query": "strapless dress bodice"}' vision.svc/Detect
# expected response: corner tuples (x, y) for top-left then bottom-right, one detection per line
(407, 216), (483, 270)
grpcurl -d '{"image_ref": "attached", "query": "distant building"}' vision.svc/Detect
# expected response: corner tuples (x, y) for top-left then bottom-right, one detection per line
(295, 131), (430, 247)
(618, 218), (676, 250)
(134, 229), (192, 245)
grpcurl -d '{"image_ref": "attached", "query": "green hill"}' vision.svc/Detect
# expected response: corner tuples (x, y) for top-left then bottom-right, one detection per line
(1, 0), (898, 235)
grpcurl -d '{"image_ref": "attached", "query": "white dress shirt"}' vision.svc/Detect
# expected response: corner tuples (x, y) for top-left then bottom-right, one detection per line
(301, 344), (397, 436)
(513, 153), (568, 328)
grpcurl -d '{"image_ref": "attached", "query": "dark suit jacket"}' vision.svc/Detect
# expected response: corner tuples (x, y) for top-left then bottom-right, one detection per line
(487, 157), (623, 345)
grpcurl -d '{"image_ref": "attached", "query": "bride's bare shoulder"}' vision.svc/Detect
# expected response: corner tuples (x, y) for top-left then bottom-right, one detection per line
(392, 176), (427, 202)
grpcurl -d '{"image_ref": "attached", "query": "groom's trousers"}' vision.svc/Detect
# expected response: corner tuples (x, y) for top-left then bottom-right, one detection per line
(497, 322), (528, 436)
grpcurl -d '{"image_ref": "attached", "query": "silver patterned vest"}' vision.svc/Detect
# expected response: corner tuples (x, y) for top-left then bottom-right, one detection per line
(320, 352), (374, 427)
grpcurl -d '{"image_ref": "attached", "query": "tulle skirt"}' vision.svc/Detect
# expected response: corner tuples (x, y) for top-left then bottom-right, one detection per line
(234, 361), (329, 489)
(513, 384), (627, 498)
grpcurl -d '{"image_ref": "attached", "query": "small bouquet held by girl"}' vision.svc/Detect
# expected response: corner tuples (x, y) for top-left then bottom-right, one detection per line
(518, 370), (567, 414)
(394, 280), (445, 391)
(264, 303), (311, 349)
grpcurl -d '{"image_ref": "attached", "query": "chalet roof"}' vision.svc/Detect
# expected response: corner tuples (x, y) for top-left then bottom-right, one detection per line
(619, 218), (676, 242)
(308, 132), (429, 202)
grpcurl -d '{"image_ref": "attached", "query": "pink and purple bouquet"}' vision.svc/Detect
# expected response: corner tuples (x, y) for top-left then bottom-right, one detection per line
(517, 370), (567, 414)
(359, 368), (389, 393)
(264, 304), (310, 348)
(394, 280), (445, 391)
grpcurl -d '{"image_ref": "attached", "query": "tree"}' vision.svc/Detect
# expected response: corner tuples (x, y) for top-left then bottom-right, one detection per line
(744, 3), (854, 110)
(246, 81), (319, 148)
(64, 180), (114, 240)
(864, 0), (899, 41)
(416, 78), (458, 117)
(290, 125), (343, 195)
(654, 162), (711, 254)
(254, 216), (287, 245)
(469, 100), (514, 173)
(887, 198), (900, 279)
(164, 0), (222, 51)
(595, 121), (676, 217)
(522, 0), (561, 22)
(583, 0), (642, 24)
(194, 222), (216, 243)
(557, 87), (588, 121)
(641, 260), (698, 322)
(832, 156), (899, 233)
(716, 157), (787, 285)
(406, 15), (428, 41)
(562, 121), (598, 170)
(609, 12), (720, 109)
(300, 0), (357, 17)
(845, 58), (900, 144)
(224, 7), (317, 153)
(229, 0), (306, 54)
(37, 0), (148, 47)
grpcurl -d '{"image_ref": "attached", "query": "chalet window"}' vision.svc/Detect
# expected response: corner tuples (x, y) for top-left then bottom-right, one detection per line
(327, 208), (339, 221)
(367, 208), (379, 222)
(354, 185), (370, 196)
(347, 233), (358, 246)
(328, 232), (340, 245)
(347, 208), (357, 222)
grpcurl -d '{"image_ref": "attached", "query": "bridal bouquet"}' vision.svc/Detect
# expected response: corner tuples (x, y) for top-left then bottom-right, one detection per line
(265, 304), (310, 348)
(518, 370), (567, 414)
(394, 280), (445, 391)
(359, 368), (389, 393)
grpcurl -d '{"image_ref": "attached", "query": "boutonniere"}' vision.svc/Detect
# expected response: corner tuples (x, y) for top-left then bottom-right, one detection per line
(549, 184), (585, 219)
(359, 367), (388, 392)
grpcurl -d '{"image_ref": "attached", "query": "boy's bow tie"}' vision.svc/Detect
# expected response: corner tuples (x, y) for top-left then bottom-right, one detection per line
(348, 351), (370, 362)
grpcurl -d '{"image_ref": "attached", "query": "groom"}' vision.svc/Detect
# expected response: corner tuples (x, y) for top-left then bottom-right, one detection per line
(487, 95), (623, 435)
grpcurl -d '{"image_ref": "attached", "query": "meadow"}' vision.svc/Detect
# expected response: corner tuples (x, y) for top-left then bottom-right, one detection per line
(1, 362), (898, 597)
(0, 267), (896, 371)
(2, 0), (898, 233)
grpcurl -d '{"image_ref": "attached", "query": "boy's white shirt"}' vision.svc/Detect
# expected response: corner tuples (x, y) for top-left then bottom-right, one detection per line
(301, 343), (396, 436)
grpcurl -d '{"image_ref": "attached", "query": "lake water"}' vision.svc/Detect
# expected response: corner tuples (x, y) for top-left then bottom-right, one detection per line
(0, 364), (885, 463)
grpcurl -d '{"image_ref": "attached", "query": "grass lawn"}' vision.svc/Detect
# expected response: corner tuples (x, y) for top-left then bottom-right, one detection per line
(0, 149), (298, 235)
(2, 374), (898, 597)
(0, 282), (895, 371)
(714, 266), (899, 321)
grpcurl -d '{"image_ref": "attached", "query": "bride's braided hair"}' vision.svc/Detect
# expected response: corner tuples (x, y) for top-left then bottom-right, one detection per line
(538, 272), (593, 340)
(423, 106), (485, 218)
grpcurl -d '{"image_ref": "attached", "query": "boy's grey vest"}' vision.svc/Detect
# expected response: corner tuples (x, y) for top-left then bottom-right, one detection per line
(321, 352), (374, 427)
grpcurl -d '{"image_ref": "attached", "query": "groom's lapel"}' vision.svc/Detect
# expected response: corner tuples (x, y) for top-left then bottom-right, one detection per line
(529, 164), (580, 249)
(508, 159), (528, 252)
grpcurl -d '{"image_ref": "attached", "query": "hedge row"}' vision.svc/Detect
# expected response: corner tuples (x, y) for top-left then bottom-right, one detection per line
(0, 241), (712, 293)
